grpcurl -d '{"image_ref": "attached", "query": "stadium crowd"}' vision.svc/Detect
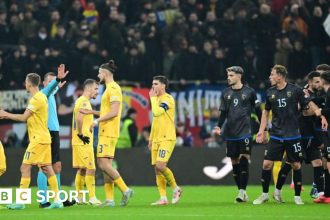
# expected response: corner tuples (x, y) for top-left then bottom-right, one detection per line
(0, 0), (329, 89)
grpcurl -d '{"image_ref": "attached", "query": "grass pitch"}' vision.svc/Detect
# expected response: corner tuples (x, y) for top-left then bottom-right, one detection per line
(1, 185), (329, 220)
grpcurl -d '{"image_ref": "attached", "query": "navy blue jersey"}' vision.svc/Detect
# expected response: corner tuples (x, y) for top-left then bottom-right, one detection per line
(219, 85), (258, 140)
(299, 89), (325, 137)
(265, 83), (310, 139)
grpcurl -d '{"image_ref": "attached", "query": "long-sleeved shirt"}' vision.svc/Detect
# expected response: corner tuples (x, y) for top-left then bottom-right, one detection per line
(41, 78), (60, 131)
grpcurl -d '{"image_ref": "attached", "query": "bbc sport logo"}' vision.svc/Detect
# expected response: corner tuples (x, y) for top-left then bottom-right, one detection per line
(0, 188), (88, 204)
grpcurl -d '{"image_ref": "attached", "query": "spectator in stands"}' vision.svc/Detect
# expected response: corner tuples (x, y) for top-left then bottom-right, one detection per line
(49, 9), (61, 38)
(142, 11), (163, 82)
(176, 122), (193, 147)
(306, 6), (328, 68)
(205, 48), (227, 83)
(100, 8), (126, 67)
(200, 107), (221, 148)
(82, 42), (104, 79)
(123, 45), (148, 83)
(64, 0), (84, 24)
(117, 108), (138, 149)
(30, 25), (50, 53)
(0, 9), (10, 45)
(4, 49), (25, 88)
(16, 9), (39, 42)
(2, 130), (20, 148)
(250, 3), (279, 80)
(288, 40), (311, 79)
(23, 48), (46, 74)
(34, 0), (51, 25)
(282, 3), (308, 37)
(274, 36), (292, 67)
(135, 126), (151, 148)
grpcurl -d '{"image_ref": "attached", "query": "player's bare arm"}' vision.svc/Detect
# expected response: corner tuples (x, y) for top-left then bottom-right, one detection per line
(90, 101), (120, 132)
(256, 109), (269, 144)
(0, 109), (33, 122)
(79, 109), (100, 116)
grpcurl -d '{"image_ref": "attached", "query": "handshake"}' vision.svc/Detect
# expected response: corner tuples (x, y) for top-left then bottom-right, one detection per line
(77, 134), (90, 144)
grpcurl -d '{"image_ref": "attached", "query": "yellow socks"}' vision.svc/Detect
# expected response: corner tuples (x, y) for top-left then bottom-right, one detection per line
(75, 173), (85, 198)
(273, 161), (282, 185)
(156, 174), (167, 197)
(104, 182), (114, 201)
(20, 177), (31, 188)
(114, 176), (128, 193)
(48, 175), (59, 201)
(85, 175), (96, 198)
(161, 168), (177, 189)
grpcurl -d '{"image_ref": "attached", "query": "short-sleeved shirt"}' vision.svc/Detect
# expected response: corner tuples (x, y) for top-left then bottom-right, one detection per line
(150, 93), (176, 142)
(99, 81), (122, 138)
(72, 96), (93, 145)
(26, 91), (51, 144)
(219, 85), (258, 140)
(265, 83), (310, 139)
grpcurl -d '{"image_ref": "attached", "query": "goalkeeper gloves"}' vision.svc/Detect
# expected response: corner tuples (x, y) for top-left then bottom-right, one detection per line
(77, 134), (90, 144)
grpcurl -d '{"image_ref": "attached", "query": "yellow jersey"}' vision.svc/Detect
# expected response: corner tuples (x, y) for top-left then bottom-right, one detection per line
(26, 91), (51, 144)
(150, 93), (176, 142)
(72, 96), (93, 145)
(99, 81), (122, 138)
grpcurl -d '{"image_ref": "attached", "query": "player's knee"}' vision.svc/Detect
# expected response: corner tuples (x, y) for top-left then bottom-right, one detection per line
(155, 163), (166, 172)
(0, 168), (6, 176)
(86, 169), (95, 176)
(291, 162), (301, 170)
(54, 162), (62, 173)
(311, 159), (323, 167)
(97, 159), (105, 170)
(41, 166), (48, 175)
(20, 164), (31, 175)
(262, 160), (273, 170)
(231, 158), (239, 164)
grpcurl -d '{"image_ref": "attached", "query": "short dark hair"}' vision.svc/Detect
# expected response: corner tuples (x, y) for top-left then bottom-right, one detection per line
(44, 72), (56, 81)
(100, 60), (117, 74)
(83, 79), (97, 89)
(307, 71), (320, 80)
(26, 73), (41, 86)
(321, 71), (330, 84)
(272, 64), (288, 78)
(316, 64), (330, 72)
(153, 75), (168, 88)
(226, 66), (244, 74)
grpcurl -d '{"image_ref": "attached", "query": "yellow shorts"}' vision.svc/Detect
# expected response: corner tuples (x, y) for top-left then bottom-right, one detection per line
(0, 141), (6, 174)
(72, 145), (96, 170)
(22, 142), (51, 166)
(151, 141), (176, 165)
(97, 136), (118, 158)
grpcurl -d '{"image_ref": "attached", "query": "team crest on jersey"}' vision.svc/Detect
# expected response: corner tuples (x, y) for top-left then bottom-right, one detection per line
(242, 94), (246, 100)
(227, 95), (231, 100)
(287, 91), (292, 97)
(270, 94), (275, 100)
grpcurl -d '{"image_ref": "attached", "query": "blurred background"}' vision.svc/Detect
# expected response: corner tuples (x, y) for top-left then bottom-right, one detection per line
(0, 0), (329, 185)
